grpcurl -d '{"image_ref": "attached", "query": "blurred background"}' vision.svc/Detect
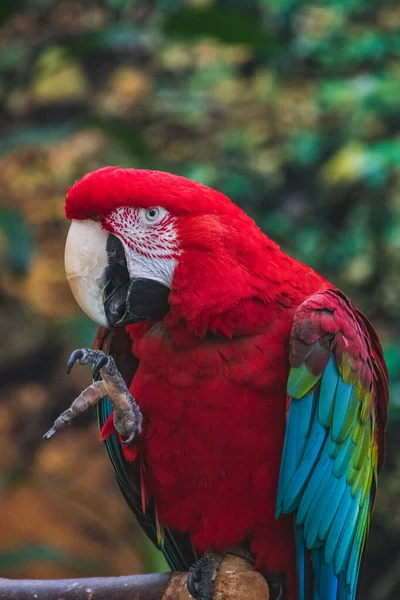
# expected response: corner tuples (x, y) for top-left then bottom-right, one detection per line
(0, 0), (399, 598)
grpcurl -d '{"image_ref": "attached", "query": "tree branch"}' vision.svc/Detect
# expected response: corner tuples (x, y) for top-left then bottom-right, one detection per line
(0, 572), (169, 600)
(0, 555), (269, 600)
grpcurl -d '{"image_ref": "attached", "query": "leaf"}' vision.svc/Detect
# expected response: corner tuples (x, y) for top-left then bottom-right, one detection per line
(287, 133), (322, 166)
(163, 6), (276, 49)
(0, 208), (35, 276)
(382, 345), (400, 382)
(321, 143), (368, 185)
(88, 117), (153, 161)
(0, 0), (25, 26)
(0, 121), (81, 155)
(66, 25), (147, 60)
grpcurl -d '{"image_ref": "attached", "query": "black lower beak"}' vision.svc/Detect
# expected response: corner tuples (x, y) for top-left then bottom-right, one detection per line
(103, 235), (170, 328)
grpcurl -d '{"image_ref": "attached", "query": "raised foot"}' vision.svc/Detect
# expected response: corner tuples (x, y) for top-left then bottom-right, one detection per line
(43, 348), (142, 443)
(187, 552), (224, 600)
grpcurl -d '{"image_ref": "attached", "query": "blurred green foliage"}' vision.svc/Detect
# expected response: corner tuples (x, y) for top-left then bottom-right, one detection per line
(1, 0), (399, 392)
(0, 208), (35, 276)
(0, 0), (400, 597)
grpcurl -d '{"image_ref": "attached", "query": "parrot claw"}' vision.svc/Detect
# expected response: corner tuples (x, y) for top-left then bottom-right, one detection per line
(93, 354), (109, 380)
(66, 348), (116, 377)
(43, 426), (57, 440)
(187, 552), (223, 600)
(121, 430), (136, 445)
(186, 572), (199, 599)
(265, 573), (285, 600)
(66, 348), (85, 374)
(45, 348), (142, 443)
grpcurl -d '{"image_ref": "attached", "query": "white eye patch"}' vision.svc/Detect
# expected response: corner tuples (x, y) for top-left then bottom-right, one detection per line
(105, 206), (180, 289)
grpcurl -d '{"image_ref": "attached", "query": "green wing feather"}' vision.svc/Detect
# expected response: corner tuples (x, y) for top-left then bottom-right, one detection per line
(93, 326), (196, 572)
(277, 289), (388, 600)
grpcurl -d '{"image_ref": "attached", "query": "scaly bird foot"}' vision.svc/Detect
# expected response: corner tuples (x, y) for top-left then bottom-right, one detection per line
(43, 348), (142, 443)
(187, 552), (224, 600)
(266, 573), (285, 600)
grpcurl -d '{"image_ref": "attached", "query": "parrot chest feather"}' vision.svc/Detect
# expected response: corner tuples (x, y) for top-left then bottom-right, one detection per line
(128, 320), (293, 556)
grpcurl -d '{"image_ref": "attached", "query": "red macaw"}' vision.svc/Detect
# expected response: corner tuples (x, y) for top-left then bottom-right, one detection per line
(46, 166), (388, 600)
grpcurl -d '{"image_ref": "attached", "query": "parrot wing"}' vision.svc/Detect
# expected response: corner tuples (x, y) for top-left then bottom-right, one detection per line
(276, 289), (388, 600)
(93, 326), (196, 572)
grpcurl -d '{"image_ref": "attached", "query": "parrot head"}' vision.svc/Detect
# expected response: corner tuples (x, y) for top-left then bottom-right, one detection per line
(64, 166), (277, 335)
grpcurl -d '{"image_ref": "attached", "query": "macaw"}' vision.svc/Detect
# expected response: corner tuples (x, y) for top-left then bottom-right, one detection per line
(46, 166), (388, 600)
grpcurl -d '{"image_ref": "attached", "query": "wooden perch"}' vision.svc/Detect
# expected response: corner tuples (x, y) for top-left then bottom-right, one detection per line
(0, 555), (269, 600)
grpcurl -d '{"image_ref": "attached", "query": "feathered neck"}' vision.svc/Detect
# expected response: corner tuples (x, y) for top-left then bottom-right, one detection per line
(165, 222), (326, 339)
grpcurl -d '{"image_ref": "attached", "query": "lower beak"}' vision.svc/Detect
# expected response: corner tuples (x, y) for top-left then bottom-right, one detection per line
(65, 220), (170, 328)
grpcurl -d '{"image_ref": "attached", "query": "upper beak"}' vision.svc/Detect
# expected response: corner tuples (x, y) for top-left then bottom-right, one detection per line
(65, 220), (170, 328)
(65, 220), (109, 327)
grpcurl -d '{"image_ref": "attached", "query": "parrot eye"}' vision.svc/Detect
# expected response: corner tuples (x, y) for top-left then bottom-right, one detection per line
(141, 207), (165, 225)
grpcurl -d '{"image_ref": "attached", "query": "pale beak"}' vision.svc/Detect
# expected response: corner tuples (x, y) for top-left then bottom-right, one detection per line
(65, 220), (109, 327)
(65, 220), (170, 329)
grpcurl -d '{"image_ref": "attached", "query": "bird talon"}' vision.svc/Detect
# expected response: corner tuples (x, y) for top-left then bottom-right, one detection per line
(66, 348), (85, 374)
(66, 348), (114, 378)
(187, 552), (223, 600)
(93, 354), (109, 379)
(48, 347), (142, 445)
(121, 431), (136, 445)
(42, 426), (57, 440)
(187, 572), (199, 599)
(266, 573), (285, 600)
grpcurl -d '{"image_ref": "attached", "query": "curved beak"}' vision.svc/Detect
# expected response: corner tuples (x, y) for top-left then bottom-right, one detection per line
(65, 220), (170, 328)
(65, 220), (109, 327)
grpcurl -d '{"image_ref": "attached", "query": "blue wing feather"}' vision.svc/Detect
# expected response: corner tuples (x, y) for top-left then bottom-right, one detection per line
(276, 393), (313, 516)
(319, 561), (338, 600)
(303, 472), (336, 548)
(332, 435), (354, 478)
(318, 475), (347, 541)
(295, 525), (312, 600)
(335, 493), (360, 574)
(297, 453), (331, 526)
(282, 410), (327, 513)
(318, 359), (339, 427)
(278, 353), (376, 600)
(325, 486), (353, 564)
(332, 381), (353, 441)
(312, 547), (322, 595)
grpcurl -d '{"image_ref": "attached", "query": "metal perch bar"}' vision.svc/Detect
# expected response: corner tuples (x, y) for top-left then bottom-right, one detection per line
(0, 555), (269, 600)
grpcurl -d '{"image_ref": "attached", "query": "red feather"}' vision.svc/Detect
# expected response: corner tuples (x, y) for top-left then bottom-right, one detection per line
(66, 166), (238, 220)
(66, 168), (388, 600)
